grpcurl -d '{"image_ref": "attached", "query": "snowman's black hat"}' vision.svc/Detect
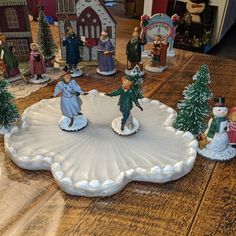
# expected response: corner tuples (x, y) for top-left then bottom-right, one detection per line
(190, 0), (209, 4)
(214, 97), (225, 107)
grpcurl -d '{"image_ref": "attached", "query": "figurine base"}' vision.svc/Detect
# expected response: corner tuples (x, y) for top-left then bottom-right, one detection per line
(7, 74), (22, 82)
(198, 146), (236, 161)
(111, 116), (139, 136)
(97, 68), (116, 76)
(59, 115), (88, 132)
(71, 70), (83, 78)
(145, 64), (167, 73)
(125, 69), (144, 77)
(167, 49), (176, 57)
(29, 74), (50, 84)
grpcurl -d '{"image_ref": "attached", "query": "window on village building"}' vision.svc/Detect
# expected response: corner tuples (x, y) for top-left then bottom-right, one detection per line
(8, 39), (29, 57)
(106, 26), (112, 39)
(58, 0), (75, 13)
(5, 8), (19, 29)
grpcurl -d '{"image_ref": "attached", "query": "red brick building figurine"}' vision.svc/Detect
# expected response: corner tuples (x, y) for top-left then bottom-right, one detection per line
(0, 0), (32, 61)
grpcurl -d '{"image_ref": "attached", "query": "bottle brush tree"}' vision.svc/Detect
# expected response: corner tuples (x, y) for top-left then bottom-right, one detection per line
(173, 64), (213, 136)
(0, 79), (20, 130)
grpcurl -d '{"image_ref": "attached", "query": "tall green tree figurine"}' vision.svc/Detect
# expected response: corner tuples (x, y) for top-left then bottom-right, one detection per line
(37, 3), (57, 67)
(173, 64), (213, 136)
(0, 79), (19, 133)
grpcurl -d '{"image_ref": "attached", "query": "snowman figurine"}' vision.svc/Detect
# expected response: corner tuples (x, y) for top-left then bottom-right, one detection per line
(198, 97), (236, 160)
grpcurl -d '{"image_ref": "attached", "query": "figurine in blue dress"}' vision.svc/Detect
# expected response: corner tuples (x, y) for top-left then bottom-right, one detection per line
(97, 30), (116, 76)
(53, 67), (88, 131)
(62, 26), (84, 77)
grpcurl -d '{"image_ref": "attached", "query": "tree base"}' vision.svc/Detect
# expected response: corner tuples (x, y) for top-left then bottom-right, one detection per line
(125, 69), (144, 77)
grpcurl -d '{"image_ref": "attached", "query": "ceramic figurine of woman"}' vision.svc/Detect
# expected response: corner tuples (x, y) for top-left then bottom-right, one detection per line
(0, 33), (21, 81)
(126, 27), (146, 76)
(62, 26), (84, 77)
(53, 67), (88, 131)
(29, 43), (50, 84)
(97, 29), (116, 76)
(198, 97), (236, 160)
(106, 65), (143, 135)
(228, 107), (236, 148)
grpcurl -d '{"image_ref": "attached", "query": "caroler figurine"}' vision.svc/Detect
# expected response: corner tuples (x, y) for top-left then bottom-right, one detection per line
(62, 26), (84, 78)
(53, 67), (88, 132)
(29, 43), (50, 84)
(126, 27), (147, 76)
(198, 97), (236, 160)
(105, 65), (143, 136)
(145, 35), (168, 73)
(227, 107), (236, 149)
(97, 29), (116, 76)
(0, 33), (22, 81)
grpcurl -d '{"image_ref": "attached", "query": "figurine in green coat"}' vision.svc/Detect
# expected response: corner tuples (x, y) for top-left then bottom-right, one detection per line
(0, 33), (21, 79)
(106, 66), (143, 131)
(126, 27), (147, 71)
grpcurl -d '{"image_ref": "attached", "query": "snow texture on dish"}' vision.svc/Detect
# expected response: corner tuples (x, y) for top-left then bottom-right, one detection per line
(29, 74), (50, 84)
(5, 90), (198, 197)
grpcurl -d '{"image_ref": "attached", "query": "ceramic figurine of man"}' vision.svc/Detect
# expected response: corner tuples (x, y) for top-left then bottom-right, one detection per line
(97, 29), (116, 76)
(145, 36), (168, 73)
(126, 27), (146, 75)
(62, 26), (84, 77)
(29, 43), (50, 84)
(106, 65), (143, 135)
(53, 67), (88, 131)
(228, 107), (236, 148)
(0, 33), (22, 81)
(198, 97), (236, 160)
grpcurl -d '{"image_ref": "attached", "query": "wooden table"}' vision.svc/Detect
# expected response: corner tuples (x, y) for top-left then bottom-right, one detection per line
(1, 48), (236, 235)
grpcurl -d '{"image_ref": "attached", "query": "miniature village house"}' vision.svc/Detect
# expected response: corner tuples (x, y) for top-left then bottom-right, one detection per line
(0, 0), (32, 61)
(57, 0), (116, 61)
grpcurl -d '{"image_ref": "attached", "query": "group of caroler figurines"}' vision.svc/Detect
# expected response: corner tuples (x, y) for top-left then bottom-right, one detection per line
(198, 97), (236, 160)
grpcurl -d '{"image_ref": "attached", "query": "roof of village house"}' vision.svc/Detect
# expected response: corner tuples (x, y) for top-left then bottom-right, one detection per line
(0, 0), (27, 6)
(57, 0), (117, 24)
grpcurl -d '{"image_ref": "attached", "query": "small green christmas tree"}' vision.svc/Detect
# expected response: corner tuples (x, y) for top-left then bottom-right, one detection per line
(130, 65), (144, 99)
(173, 64), (213, 136)
(37, 4), (57, 61)
(0, 79), (20, 130)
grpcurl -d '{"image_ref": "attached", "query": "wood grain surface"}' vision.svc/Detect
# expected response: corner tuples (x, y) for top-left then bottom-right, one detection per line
(0, 16), (236, 236)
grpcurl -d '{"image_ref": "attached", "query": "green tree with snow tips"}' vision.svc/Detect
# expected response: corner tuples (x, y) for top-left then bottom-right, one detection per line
(0, 79), (19, 130)
(37, 4), (57, 62)
(173, 64), (213, 136)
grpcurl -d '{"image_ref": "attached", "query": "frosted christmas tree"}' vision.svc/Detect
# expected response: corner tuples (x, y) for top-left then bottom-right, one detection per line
(0, 79), (19, 134)
(174, 64), (213, 136)
(37, 4), (57, 67)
